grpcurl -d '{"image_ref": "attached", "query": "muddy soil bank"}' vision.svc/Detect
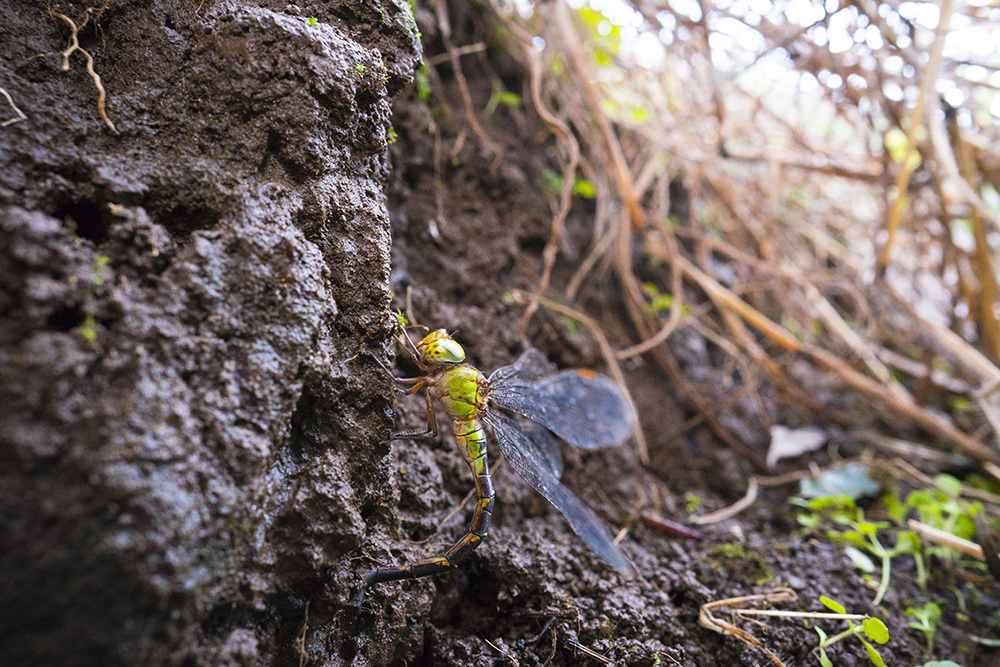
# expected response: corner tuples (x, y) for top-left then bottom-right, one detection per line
(2, 1), (999, 666)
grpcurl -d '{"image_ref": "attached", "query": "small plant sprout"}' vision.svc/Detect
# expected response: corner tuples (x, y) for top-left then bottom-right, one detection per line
(906, 601), (943, 653)
(793, 494), (922, 605)
(809, 596), (890, 667)
(700, 589), (890, 667)
(307, 17), (318, 26)
(483, 80), (522, 116)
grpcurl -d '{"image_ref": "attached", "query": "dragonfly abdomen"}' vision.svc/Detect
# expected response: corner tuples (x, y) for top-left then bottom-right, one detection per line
(362, 417), (495, 587)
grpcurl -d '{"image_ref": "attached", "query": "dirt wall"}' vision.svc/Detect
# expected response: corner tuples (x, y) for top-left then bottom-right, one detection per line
(0, 1), (418, 663)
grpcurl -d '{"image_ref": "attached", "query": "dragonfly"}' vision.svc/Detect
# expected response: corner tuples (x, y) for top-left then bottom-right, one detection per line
(363, 328), (635, 588)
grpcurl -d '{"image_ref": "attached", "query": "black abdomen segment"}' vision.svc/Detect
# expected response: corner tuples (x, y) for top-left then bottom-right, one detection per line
(363, 462), (495, 586)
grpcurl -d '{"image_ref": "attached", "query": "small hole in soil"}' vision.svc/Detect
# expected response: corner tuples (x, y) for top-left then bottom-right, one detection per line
(165, 15), (176, 30)
(47, 307), (85, 332)
(155, 202), (219, 238)
(360, 503), (377, 521)
(339, 637), (358, 662)
(54, 199), (107, 244)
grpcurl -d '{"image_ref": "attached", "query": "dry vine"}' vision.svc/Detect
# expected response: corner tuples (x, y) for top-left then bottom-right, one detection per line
(47, 2), (117, 132)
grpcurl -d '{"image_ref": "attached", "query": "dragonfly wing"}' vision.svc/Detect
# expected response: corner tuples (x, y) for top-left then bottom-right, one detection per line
(490, 369), (636, 450)
(488, 348), (556, 384)
(486, 410), (632, 573)
(509, 415), (564, 479)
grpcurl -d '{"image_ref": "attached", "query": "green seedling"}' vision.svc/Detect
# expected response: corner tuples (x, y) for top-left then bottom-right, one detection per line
(717, 593), (889, 667)
(812, 596), (889, 667)
(93, 255), (110, 286)
(483, 81), (522, 117)
(540, 168), (596, 199)
(793, 495), (921, 605)
(414, 65), (430, 101)
(685, 492), (704, 515)
(906, 601), (943, 653)
(80, 311), (98, 342)
(642, 282), (688, 317)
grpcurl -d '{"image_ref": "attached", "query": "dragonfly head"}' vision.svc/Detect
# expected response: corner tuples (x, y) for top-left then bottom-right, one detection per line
(417, 329), (466, 367)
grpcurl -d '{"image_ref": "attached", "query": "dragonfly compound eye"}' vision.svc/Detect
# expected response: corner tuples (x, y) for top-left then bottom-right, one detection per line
(425, 338), (465, 364)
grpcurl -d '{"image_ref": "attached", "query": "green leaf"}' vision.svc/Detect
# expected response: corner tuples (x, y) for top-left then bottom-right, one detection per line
(862, 618), (889, 644)
(496, 91), (522, 107)
(572, 179), (596, 198)
(819, 596), (846, 614)
(895, 530), (921, 555)
(863, 640), (885, 667)
(934, 474), (963, 496)
(883, 491), (908, 524)
(845, 546), (877, 573)
(307, 16), (318, 26)
(819, 649), (833, 667)
(415, 66), (430, 101)
(541, 168), (563, 193)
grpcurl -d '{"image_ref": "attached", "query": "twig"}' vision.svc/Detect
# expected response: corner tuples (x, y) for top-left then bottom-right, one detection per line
(736, 609), (869, 621)
(484, 637), (520, 666)
(565, 639), (613, 665)
(699, 589), (796, 667)
(878, 0), (954, 271)
(554, 0), (644, 230)
(501, 8), (582, 339)
(432, 0), (502, 162)
(635, 511), (705, 541)
(907, 519), (985, 561)
(0, 87), (27, 126)
(426, 42), (487, 66)
(692, 478), (758, 525)
(677, 253), (999, 465)
(296, 600), (310, 667)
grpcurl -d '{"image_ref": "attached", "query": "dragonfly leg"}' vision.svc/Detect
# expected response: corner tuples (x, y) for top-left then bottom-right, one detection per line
(373, 355), (424, 387)
(391, 390), (439, 441)
(362, 434), (496, 587)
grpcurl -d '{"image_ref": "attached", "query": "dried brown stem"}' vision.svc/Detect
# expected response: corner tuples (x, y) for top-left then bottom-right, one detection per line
(49, 4), (117, 132)
(432, 0), (501, 161)
(508, 289), (649, 464)
(878, 0), (954, 271)
(0, 87), (27, 126)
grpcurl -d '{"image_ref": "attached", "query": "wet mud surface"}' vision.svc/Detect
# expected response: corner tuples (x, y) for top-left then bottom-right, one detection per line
(1, 1), (998, 666)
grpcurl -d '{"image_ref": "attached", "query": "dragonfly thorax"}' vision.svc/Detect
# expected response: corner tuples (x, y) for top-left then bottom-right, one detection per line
(429, 365), (488, 422)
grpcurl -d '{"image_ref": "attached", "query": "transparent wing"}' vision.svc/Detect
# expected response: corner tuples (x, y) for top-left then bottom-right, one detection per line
(489, 363), (636, 450)
(487, 348), (556, 384)
(486, 409), (632, 573)
(507, 415), (564, 479)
